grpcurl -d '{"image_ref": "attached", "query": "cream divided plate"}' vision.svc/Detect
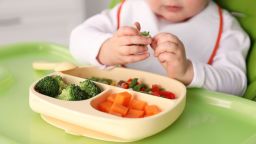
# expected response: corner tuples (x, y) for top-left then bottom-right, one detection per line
(29, 66), (186, 142)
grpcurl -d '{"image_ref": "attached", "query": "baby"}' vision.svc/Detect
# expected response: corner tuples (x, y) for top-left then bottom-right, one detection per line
(70, 0), (250, 96)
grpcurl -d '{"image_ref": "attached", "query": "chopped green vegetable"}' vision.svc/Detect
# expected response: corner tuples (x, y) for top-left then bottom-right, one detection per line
(129, 78), (138, 88)
(133, 83), (146, 91)
(57, 84), (87, 101)
(80, 79), (102, 98)
(140, 31), (150, 37)
(34, 76), (60, 97)
(88, 77), (113, 85)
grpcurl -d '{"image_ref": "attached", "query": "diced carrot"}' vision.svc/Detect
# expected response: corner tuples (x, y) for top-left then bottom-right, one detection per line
(96, 91), (162, 118)
(109, 111), (123, 117)
(107, 94), (116, 103)
(144, 105), (161, 116)
(110, 103), (128, 116)
(114, 92), (132, 107)
(98, 101), (113, 112)
(125, 109), (145, 118)
(129, 99), (147, 110)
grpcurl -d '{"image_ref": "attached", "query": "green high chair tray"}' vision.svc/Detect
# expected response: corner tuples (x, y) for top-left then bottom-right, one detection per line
(0, 43), (256, 144)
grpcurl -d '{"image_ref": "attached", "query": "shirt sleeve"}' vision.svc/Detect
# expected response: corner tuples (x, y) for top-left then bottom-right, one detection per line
(69, 5), (119, 67)
(188, 11), (250, 96)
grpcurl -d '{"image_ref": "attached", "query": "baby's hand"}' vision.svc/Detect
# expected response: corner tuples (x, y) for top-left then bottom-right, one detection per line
(97, 23), (152, 66)
(151, 33), (193, 85)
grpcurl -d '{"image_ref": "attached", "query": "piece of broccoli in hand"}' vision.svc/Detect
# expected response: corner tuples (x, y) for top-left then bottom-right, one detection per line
(79, 80), (101, 98)
(140, 31), (150, 37)
(57, 84), (88, 101)
(35, 76), (60, 97)
(54, 75), (68, 93)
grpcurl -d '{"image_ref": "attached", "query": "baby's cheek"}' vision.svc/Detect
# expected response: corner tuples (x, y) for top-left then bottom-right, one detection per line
(147, 0), (162, 14)
(183, 0), (209, 15)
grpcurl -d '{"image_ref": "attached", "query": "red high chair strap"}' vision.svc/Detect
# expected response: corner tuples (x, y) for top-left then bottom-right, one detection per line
(207, 5), (223, 65)
(117, 0), (126, 30)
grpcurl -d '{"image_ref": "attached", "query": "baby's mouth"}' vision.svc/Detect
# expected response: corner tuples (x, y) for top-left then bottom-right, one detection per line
(164, 5), (182, 13)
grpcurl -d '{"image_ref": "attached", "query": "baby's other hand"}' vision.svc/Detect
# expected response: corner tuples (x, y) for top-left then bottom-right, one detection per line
(97, 22), (152, 66)
(151, 33), (193, 85)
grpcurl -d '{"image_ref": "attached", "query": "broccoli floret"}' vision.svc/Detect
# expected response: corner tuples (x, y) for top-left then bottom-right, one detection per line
(57, 84), (88, 101)
(35, 76), (60, 97)
(79, 80), (101, 98)
(53, 75), (68, 93)
(140, 31), (150, 37)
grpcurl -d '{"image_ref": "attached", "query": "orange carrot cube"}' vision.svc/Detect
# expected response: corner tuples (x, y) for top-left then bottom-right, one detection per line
(107, 94), (116, 103)
(114, 92), (132, 107)
(109, 111), (122, 117)
(144, 105), (161, 116)
(110, 103), (129, 116)
(125, 109), (145, 118)
(129, 99), (147, 110)
(98, 101), (113, 112)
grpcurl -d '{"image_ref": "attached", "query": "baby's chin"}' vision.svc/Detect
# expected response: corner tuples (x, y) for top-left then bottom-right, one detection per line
(161, 15), (191, 23)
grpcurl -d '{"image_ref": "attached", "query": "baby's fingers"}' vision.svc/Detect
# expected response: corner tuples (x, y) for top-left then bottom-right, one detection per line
(154, 42), (178, 57)
(116, 26), (139, 36)
(122, 52), (150, 64)
(158, 52), (176, 63)
(120, 45), (148, 55)
(151, 33), (180, 49)
(133, 22), (141, 31)
(119, 36), (152, 46)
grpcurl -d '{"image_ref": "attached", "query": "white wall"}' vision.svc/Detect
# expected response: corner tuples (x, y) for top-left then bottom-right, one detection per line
(0, 0), (111, 46)
(85, 0), (111, 18)
(0, 0), (87, 46)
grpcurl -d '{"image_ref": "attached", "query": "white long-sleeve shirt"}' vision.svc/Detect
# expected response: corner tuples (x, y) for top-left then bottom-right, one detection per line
(70, 0), (250, 96)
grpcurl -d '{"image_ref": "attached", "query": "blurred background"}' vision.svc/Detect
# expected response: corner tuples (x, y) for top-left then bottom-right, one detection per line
(0, 0), (111, 46)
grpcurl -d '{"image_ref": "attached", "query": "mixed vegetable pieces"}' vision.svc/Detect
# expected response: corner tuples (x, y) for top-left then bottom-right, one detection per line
(89, 77), (176, 99)
(97, 91), (161, 118)
(35, 75), (176, 101)
(35, 75), (102, 101)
